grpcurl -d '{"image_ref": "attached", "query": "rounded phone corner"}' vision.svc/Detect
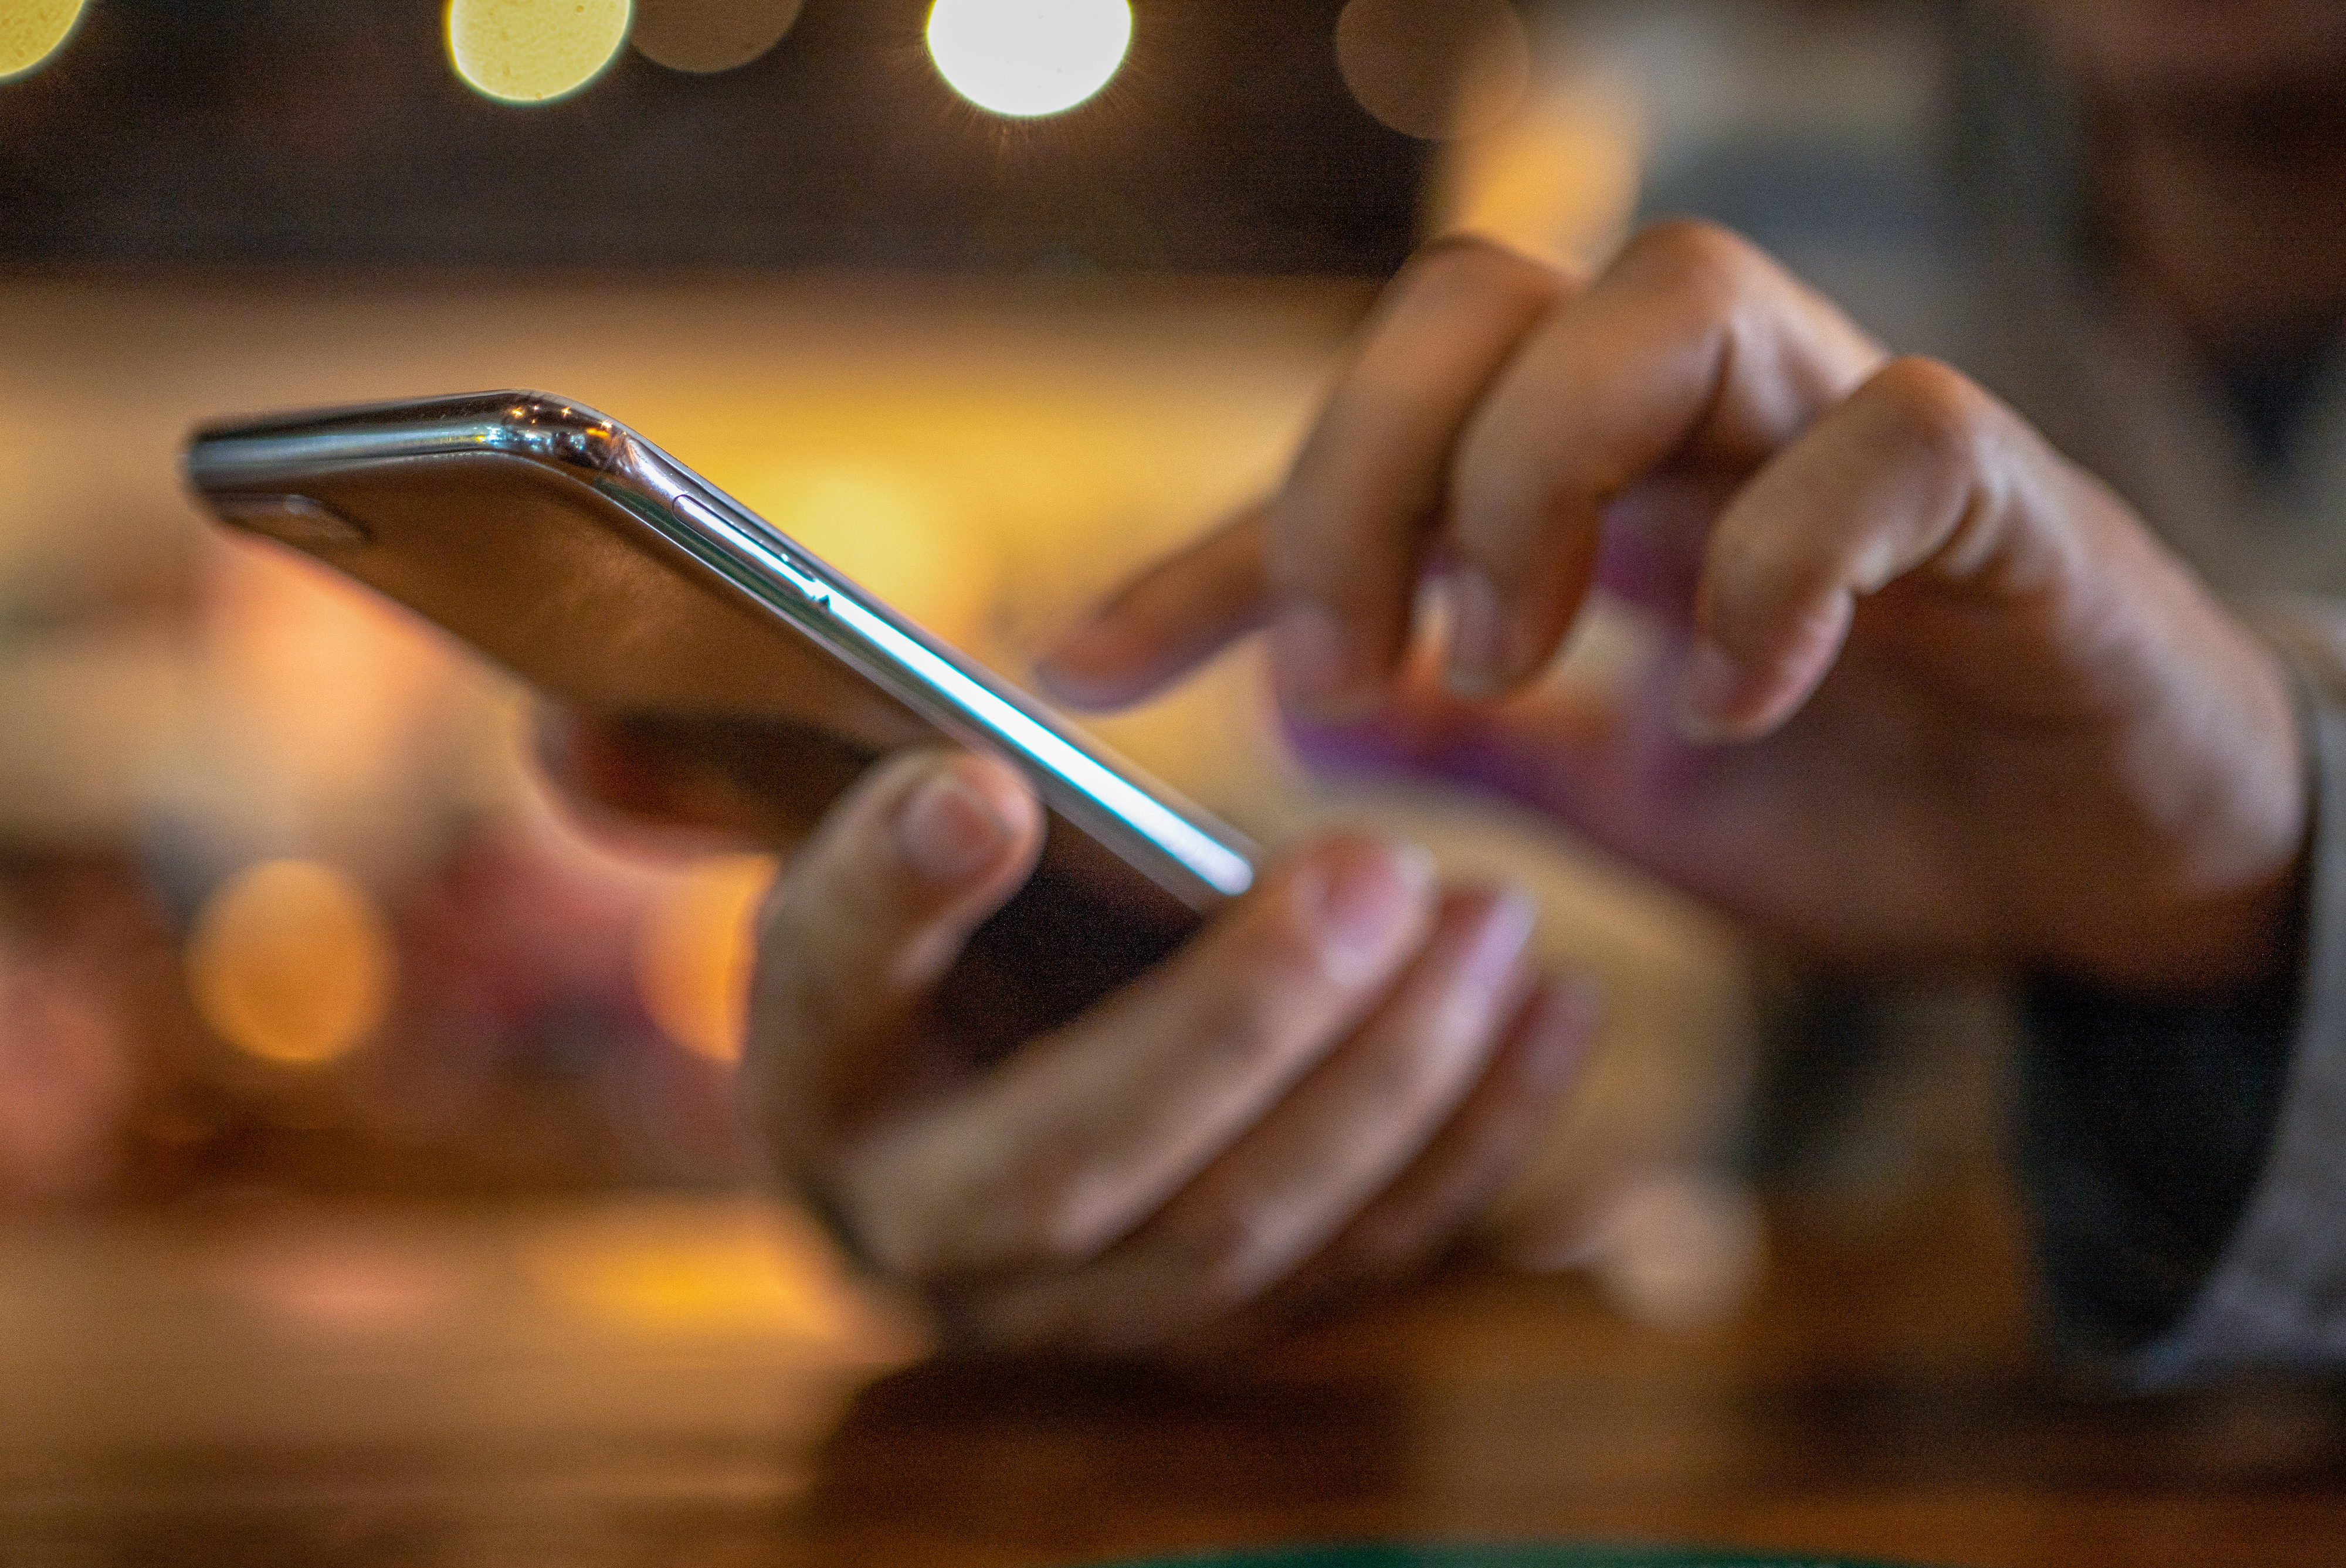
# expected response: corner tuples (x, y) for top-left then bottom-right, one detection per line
(486, 392), (633, 477)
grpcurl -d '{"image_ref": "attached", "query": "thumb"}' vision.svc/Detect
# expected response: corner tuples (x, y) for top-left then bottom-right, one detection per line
(747, 747), (1045, 1149)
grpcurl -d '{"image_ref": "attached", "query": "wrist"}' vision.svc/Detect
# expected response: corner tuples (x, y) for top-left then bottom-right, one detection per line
(2043, 632), (2313, 996)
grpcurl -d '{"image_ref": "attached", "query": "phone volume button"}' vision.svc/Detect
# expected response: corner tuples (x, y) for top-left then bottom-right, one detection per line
(672, 493), (830, 609)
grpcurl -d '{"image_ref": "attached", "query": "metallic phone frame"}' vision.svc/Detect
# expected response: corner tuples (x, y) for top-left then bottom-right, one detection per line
(186, 391), (1255, 911)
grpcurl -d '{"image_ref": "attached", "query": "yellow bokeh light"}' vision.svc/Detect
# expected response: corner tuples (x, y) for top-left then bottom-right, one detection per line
(635, 854), (775, 1064)
(925, 0), (1131, 118)
(447, 0), (633, 104)
(187, 860), (396, 1068)
(0, 0), (86, 82)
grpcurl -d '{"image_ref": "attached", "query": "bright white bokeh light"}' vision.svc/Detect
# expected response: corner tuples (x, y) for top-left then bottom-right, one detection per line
(925, 0), (1132, 119)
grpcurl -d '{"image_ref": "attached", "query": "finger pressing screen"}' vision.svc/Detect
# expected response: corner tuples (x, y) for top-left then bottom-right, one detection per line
(1271, 237), (1571, 716)
(1038, 503), (1276, 711)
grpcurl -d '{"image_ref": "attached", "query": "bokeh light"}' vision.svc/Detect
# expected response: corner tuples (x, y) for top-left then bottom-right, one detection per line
(1336, 0), (1531, 141)
(630, 0), (803, 73)
(446, 0), (633, 104)
(186, 860), (395, 1068)
(635, 855), (775, 1064)
(925, 0), (1132, 119)
(0, 0), (85, 83)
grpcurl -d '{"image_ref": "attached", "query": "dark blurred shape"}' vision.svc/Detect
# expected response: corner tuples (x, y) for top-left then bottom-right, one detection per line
(0, 0), (1428, 272)
(1335, 0), (1530, 141)
(631, 0), (806, 75)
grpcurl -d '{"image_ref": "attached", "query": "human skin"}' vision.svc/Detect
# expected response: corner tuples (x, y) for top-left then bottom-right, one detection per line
(550, 205), (2314, 1352)
(1040, 225), (2310, 996)
(538, 716), (1599, 1354)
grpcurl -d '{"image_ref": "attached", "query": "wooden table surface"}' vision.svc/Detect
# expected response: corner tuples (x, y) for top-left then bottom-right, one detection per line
(1, 1183), (2340, 1568)
(0, 279), (2341, 1567)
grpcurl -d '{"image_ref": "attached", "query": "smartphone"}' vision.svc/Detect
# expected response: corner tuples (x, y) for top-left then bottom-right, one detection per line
(184, 391), (1256, 1026)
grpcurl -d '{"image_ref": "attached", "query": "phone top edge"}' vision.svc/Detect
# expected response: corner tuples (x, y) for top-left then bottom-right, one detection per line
(611, 442), (1260, 904)
(187, 391), (620, 487)
(185, 391), (1260, 906)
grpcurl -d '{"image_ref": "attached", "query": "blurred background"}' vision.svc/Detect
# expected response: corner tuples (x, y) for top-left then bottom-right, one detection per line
(0, 0), (1994, 1472)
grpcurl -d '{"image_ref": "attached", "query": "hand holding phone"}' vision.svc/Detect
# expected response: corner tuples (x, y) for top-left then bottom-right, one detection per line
(186, 392), (1593, 1351)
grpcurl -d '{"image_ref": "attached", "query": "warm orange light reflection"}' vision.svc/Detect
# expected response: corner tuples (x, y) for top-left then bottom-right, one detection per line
(0, 0), (86, 82)
(630, 0), (802, 73)
(635, 854), (775, 1064)
(527, 1202), (880, 1343)
(446, 0), (632, 104)
(186, 860), (395, 1067)
(734, 464), (999, 648)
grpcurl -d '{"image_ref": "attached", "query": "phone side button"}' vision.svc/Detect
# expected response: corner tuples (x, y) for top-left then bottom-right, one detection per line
(672, 493), (832, 609)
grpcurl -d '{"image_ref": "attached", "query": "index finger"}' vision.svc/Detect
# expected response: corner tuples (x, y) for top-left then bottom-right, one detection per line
(1267, 239), (1572, 715)
(1039, 239), (1569, 715)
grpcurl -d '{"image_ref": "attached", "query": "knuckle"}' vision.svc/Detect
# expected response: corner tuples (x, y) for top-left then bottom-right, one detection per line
(1263, 508), (1385, 606)
(1860, 355), (1998, 476)
(1447, 440), (1550, 546)
(835, 1138), (989, 1281)
(1182, 920), (1349, 1075)
(1190, 978), (1312, 1084)
(1617, 218), (1765, 315)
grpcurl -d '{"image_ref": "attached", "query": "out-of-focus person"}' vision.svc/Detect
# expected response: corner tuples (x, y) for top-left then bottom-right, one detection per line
(1646, 0), (2346, 1376)
(560, 0), (2346, 1380)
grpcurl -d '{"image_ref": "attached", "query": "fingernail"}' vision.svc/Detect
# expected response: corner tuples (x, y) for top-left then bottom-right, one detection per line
(1443, 568), (1508, 698)
(1273, 603), (1361, 712)
(1462, 886), (1541, 992)
(896, 767), (1011, 884)
(1674, 637), (1745, 744)
(1308, 843), (1437, 985)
